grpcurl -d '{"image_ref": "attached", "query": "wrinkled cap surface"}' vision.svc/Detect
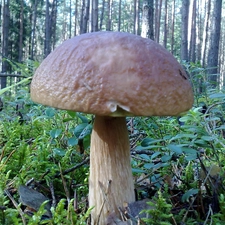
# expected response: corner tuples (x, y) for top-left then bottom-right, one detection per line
(31, 31), (194, 116)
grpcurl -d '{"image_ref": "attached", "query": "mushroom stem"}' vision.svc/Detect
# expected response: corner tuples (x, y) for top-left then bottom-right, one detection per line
(89, 116), (135, 224)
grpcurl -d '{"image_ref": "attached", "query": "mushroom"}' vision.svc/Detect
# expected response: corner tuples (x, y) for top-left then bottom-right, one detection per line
(30, 31), (194, 224)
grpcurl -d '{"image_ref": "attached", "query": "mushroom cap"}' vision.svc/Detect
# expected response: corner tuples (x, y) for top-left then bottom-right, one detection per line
(31, 31), (194, 116)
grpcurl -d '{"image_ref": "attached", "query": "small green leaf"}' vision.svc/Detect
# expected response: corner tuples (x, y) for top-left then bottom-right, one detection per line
(161, 154), (172, 162)
(53, 148), (66, 157)
(182, 147), (197, 154)
(139, 154), (150, 160)
(182, 188), (199, 202)
(171, 133), (196, 141)
(215, 125), (225, 130)
(45, 108), (56, 118)
(151, 152), (161, 160)
(49, 129), (62, 138)
(66, 110), (76, 118)
(74, 123), (92, 139)
(206, 116), (221, 122)
(182, 147), (197, 161)
(168, 144), (183, 155)
(153, 163), (164, 169)
(143, 163), (155, 169)
(135, 145), (163, 150)
(77, 113), (89, 123)
(68, 137), (78, 146)
(185, 154), (197, 161)
(209, 93), (225, 99)
(194, 139), (209, 147)
(201, 136), (214, 141)
(132, 168), (145, 173)
(163, 135), (173, 140)
(141, 138), (162, 147)
(80, 124), (92, 139)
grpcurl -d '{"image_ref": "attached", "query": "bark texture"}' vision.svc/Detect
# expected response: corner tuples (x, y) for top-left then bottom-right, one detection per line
(181, 0), (189, 61)
(207, 0), (222, 86)
(1, 0), (10, 88)
(141, 0), (154, 39)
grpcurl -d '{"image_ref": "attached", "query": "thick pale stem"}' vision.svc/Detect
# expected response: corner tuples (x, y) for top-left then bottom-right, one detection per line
(89, 116), (135, 224)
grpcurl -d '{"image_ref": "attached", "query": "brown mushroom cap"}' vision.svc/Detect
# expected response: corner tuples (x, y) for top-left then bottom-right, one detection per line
(31, 31), (194, 116)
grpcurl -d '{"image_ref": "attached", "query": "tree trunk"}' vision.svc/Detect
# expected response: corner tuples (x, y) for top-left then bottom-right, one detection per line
(155, 0), (162, 43)
(170, 0), (175, 54)
(1, 0), (10, 89)
(80, 0), (85, 34)
(181, 0), (189, 62)
(30, 0), (38, 60)
(196, 0), (202, 61)
(136, 0), (141, 35)
(92, 0), (98, 31)
(44, 0), (51, 58)
(18, 0), (24, 63)
(83, 0), (90, 33)
(74, 0), (78, 36)
(0, 3), (2, 47)
(201, 0), (211, 67)
(141, 0), (154, 39)
(220, 31), (225, 87)
(148, 0), (154, 39)
(118, 0), (121, 31)
(62, 0), (67, 40)
(189, 0), (196, 62)
(100, 0), (105, 30)
(133, 0), (140, 35)
(51, 0), (58, 50)
(133, 0), (137, 34)
(207, 0), (222, 86)
(163, 0), (168, 48)
(106, 0), (112, 31)
(69, 0), (72, 38)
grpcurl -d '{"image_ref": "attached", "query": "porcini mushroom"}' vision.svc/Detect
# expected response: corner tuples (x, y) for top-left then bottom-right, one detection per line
(30, 31), (194, 224)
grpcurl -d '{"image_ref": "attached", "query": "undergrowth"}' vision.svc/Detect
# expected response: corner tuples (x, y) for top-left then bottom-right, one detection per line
(1, 62), (225, 224)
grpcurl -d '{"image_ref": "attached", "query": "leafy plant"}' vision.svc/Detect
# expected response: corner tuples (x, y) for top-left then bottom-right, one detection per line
(1, 61), (225, 224)
(141, 190), (173, 225)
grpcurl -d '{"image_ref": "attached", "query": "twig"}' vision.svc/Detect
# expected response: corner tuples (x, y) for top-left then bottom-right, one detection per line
(181, 196), (196, 223)
(135, 173), (151, 185)
(0, 149), (16, 170)
(131, 155), (149, 162)
(39, 169), (50, 180)
(171, 216), (178, 225)
(49, 181), (57, 208)
(58, 163), (70, 204)
(203, 204), (213, 225)
(131, 149), (155, 155)
(25, 178), (34, 186)
(97, 180), (112, 224)
(118, 206), (139, 223)
(74, 190), (78, 212)
(4, 189), (27, 225)
(118, 207), (127, 221)
(55, 157), (89, 178)
(0, 73), (27, 78)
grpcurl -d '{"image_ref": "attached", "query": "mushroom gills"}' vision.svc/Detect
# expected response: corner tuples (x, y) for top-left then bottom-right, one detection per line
(107, 100), (134, 117)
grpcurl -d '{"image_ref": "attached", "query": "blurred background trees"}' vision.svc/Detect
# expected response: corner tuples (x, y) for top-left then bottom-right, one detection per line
(0, 0), (224, 89)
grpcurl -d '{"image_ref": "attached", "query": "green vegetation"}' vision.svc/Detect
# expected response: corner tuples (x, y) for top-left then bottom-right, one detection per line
(1, 63), (225, 224)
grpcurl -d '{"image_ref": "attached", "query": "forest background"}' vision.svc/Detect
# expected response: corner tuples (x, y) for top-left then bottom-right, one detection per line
(0, 0), (225, 224)
(0, 0), (224, 90)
